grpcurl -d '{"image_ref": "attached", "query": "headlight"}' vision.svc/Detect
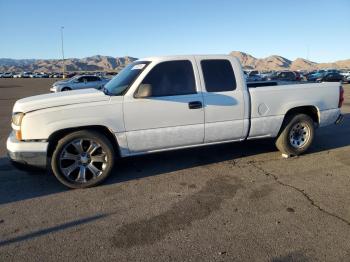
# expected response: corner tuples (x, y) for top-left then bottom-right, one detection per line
(12, 112), (25, 140)
(12, 112), (25, 126)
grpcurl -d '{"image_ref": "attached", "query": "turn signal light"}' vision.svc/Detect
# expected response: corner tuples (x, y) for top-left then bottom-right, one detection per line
(15, 130), (22, 141)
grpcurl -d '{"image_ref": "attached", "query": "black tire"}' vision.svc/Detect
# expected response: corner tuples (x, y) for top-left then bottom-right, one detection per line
(275, 114), (315, 156)
(51, 130), (115, 189)
(61, 87), (71, 91)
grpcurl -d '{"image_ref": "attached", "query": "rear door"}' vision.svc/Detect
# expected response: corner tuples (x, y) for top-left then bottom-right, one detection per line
(75, 76), (88, 89)
(195, 57), (246, 143)
(86, 76), (102, 89)
(123, 58), (205, 153)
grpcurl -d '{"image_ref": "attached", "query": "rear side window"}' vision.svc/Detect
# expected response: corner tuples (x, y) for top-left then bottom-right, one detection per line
(78, 76), (87, 82)
(87, 76), (100, 82)
(201, 60), (236, 92)
(140, 60), (196, 97)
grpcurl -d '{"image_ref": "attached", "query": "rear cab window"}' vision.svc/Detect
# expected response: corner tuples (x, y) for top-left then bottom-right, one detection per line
(200, 60), (236, 92)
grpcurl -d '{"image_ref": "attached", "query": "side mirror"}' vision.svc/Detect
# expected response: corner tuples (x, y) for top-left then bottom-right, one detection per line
(134, 84), (152, 98)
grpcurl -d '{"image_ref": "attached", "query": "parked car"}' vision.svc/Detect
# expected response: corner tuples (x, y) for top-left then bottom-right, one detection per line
(13, 73), (22, 78)
(22, 72), (32, 78)
(325, 69), (340, 74)
(247, 70), (259, 76)
(40, 73), (49, 78)
(13, 72), (32, 78)
(340, 71), (350, 78)
(260, 72), (274, 81)
(7, 55), (344, 188)
(50, 75), (110, 92)
(269, 71), (297, 81)
(30, 73), (45, 78)
(307, 72), (325, 82)
(65, 72), (77, 78)
(247, 74), (263, 82)
(1, 72), (13, 78)
(294, 71), (303, 81)
(316, 72), (344, 82)
(50, 73), (63, 78)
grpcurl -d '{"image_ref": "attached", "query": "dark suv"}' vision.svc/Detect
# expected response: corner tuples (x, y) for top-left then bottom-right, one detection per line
(316, 72), (343, 82)
(269, 71), (297, 81)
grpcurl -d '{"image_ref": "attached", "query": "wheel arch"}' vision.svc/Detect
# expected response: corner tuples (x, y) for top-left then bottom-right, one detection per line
(47, 125), (120, 158)
(277, 105), (320, 135)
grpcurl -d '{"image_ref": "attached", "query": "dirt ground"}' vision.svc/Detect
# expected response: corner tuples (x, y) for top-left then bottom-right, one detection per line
(0, 79), (349, 261)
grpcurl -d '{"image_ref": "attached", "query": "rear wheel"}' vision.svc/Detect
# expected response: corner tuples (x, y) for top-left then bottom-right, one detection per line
(51, 130), (115, 189)
(275, 114), (315, 156)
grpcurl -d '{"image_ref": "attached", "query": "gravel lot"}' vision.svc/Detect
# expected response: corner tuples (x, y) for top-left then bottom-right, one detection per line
(0, 79), (349, 261)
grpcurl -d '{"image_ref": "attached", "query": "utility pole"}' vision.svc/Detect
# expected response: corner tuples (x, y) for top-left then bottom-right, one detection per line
(60, 26), (65, 78)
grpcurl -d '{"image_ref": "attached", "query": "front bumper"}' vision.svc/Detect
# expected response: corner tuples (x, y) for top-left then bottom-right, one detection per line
(50, 87), (57, 93)
(7, 131), (48, 169)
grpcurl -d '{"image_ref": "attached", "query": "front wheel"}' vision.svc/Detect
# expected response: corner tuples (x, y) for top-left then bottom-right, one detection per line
(51, 130), (115, 189)
(61, 87), (71, 91)
(275, 114), (315, 156)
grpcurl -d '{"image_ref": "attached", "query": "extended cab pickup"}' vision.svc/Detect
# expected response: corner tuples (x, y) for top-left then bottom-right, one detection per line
(7, 55), (344, 188)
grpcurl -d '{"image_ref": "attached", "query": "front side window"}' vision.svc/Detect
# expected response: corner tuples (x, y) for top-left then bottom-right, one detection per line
(201, 60), (236, 92)
(139, 60), (196, 97)
(104, 61), (150, 95)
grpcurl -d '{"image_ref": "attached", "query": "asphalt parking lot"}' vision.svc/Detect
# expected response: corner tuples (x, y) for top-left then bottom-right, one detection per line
(0, 79), (349, 261)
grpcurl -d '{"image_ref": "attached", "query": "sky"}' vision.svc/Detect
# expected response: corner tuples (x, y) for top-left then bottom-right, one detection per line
(0, 0), (349, 62)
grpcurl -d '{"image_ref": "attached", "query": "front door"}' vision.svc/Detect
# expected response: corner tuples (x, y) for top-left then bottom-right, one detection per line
(123, 59), (204, 153)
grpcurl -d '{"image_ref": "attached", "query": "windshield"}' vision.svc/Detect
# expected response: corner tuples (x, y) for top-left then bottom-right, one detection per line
(104, 61), (150, 95)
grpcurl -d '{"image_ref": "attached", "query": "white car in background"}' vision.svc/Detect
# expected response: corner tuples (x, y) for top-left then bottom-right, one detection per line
(50, 75), (110, 92)
(13, 72), (32, 78)
(13, 73), (22, 78)
(1, 72), (14, 78)
(346, 75), (350, 82)
(341, 71), (350, 78)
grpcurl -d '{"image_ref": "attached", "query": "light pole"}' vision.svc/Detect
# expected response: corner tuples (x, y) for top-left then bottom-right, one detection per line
(60, 26), (65, 78)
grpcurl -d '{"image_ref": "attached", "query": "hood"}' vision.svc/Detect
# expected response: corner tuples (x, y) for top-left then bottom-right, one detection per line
(13, 88), (110, 113)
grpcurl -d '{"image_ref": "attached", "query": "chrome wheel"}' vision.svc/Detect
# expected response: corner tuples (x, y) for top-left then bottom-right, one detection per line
(59, 139), (108, 183)
(289, 122), (311, 149)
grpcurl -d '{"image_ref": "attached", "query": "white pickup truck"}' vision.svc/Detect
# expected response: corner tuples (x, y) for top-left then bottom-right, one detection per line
(7, 55), (344, 188)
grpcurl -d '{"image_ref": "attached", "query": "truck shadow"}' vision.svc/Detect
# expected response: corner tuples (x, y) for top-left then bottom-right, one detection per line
(0, 139), (276, 205)
(0, 113), (348, 205)
(109, 139), (277, 185)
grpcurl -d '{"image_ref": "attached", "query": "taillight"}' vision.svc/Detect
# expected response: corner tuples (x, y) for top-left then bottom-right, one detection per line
(339, 85), (344, 108)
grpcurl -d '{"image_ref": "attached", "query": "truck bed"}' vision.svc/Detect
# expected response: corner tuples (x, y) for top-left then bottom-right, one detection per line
(247, 82), (341, 139)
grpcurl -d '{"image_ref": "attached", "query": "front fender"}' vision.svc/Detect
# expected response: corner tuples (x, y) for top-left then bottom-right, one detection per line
(21, 100), (124, 140)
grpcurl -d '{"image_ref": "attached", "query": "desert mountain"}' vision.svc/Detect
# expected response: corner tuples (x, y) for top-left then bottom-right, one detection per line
(230, 51), (350, 71)
(0, 56), (137, 72)
(1, 52), (349, 72)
